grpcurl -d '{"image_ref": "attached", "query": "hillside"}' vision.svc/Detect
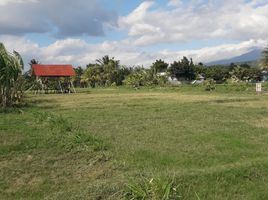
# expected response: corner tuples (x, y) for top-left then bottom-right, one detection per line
(207, 49), (262, 66)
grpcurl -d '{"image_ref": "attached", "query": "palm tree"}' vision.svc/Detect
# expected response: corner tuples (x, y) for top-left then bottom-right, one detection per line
(29, 59), (39, 66)
(96, 55), (111, 65)
(260, 45), (268, 69)
(96, 55), (120, 68)
(0, 43), (24, 108)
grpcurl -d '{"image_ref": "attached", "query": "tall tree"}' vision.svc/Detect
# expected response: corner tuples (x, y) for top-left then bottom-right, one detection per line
(81, 66), (103, 88)
(73, 66), (84, 87)
(204, 66), (230, 83)
(96, 55), (120, 85)
(29, 59), (39, 66)
(82, 56), (124, 87)
(22, 59), (38, 90)
(96, 55), (119, 68)
(151, 59), (168, 74)
(0, 43), (24, 108)
(168, 57), (196, 81)
(96, 55), (110, 65)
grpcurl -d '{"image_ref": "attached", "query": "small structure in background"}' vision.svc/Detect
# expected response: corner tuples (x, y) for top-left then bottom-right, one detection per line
(191, 74), (205, 84)
(31, 64), (76, 94)
(256, 82), (262, 93)
(168, 77), (181, 86)
(261, 70), (268, 82)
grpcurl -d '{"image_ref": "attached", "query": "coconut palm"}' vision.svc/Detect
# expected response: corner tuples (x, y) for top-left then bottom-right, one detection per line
(96, 55), (111, 65)
(28, 59), (39, 66)
(260, 45), (268, 69)
(0, 43), (24, 108)
(96, 55), (120, 68)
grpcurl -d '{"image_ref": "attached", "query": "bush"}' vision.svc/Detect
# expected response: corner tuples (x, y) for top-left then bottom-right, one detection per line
(204, 79), (216, 91)
(124, 69), (168, 88)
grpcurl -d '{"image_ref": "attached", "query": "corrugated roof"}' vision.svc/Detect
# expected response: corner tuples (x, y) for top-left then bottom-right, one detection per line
(32, 64), (75, 77)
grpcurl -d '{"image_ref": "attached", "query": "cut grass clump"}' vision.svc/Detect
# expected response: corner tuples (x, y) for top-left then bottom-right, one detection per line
(125, 176), (179, 200)
(31, 111), (108, 151)
(64, 131), (108, 151)
(33, 111), (74, 132)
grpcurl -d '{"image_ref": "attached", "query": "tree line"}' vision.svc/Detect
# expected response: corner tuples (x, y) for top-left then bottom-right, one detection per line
(1, 42), (268, 108)
(71, 55), (266, 89)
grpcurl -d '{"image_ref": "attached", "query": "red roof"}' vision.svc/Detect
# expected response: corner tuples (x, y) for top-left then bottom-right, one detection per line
(32, 64), (75, 77)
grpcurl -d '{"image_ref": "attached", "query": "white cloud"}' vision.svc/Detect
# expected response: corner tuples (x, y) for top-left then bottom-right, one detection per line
(0, 0), (38, 6)
(1, 0), (267, 69)
(1, 36), (266, 71)
(119, 0), (268, 46)
(158, 39), (267, 64)
(168, 0), (182, 7)
(0, 0), (117, 37)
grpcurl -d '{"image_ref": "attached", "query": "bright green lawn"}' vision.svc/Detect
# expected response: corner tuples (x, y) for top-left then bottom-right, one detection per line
(1, 85), (268, 199)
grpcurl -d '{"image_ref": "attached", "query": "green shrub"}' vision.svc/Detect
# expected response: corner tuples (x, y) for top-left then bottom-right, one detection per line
(204, 79), (216, 91)
(124, 70), (168, 89)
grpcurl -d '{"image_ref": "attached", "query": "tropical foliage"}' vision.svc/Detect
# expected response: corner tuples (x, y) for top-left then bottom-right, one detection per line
(151, 59), (169, 74)
(73, 66), (84, 87)
(22, 43), (268, 92)
(168, 57), (196, 81)
(123, 67), (168, 88)
(195, 64), (262, 83)
(23, 59), (40, 90)
(81, 55), (131, 87)
(0, 43), (24, 108)
(66, 54), (264, 89)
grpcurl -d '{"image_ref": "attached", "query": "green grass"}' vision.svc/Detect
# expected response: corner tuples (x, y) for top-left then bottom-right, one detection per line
(1, 85), (268, 199)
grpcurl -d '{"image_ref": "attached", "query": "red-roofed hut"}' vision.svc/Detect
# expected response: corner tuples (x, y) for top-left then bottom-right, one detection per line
(31, 64), (76, 94)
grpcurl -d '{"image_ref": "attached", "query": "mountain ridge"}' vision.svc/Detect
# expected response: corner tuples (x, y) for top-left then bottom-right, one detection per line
(207, 49), (262, 66)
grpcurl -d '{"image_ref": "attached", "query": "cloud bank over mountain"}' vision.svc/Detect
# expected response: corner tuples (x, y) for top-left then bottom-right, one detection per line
(0, 0), (267, 69)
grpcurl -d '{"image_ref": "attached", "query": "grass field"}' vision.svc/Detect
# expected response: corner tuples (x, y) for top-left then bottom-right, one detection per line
(1, 85), (268, 199)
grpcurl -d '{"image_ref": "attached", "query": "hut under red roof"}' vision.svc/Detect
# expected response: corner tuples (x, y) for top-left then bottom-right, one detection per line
(32, 64), (75, 77)
(30, 64), (76, 94)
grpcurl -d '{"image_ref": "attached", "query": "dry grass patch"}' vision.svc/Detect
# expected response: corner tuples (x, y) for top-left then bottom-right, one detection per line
(251, 117), (268, 129)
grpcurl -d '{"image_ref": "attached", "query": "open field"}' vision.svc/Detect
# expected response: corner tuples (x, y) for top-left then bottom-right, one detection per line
(1, 85), (268, 199)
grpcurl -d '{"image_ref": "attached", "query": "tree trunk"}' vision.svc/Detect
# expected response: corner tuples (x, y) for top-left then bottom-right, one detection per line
(6, 83), (12, 107)
(0, 85), (2, 106)
(2, 86), (7, 108)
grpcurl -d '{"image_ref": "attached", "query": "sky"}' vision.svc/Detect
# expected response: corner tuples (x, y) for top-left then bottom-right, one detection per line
(0, 0), (268, 69)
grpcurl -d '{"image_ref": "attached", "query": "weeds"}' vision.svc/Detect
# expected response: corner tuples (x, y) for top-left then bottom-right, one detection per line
(64, 131), (108, 151)
(125, 176), (180, 200)
(32, 111), (108, 151)
(33, 111), (73, 132)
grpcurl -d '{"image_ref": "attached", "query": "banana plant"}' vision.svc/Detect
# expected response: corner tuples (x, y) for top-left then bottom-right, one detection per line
(0, 43), (24, 108)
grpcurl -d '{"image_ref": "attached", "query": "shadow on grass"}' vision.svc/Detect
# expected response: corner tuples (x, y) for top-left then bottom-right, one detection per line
(0, 107), (25, 114)
(196, 98), (260, 105)
(0, 98), (60, 114)
(25, 97), (59, 110)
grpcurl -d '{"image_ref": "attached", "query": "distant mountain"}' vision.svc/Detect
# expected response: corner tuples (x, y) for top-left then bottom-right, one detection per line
(207, 49), (262, 66)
